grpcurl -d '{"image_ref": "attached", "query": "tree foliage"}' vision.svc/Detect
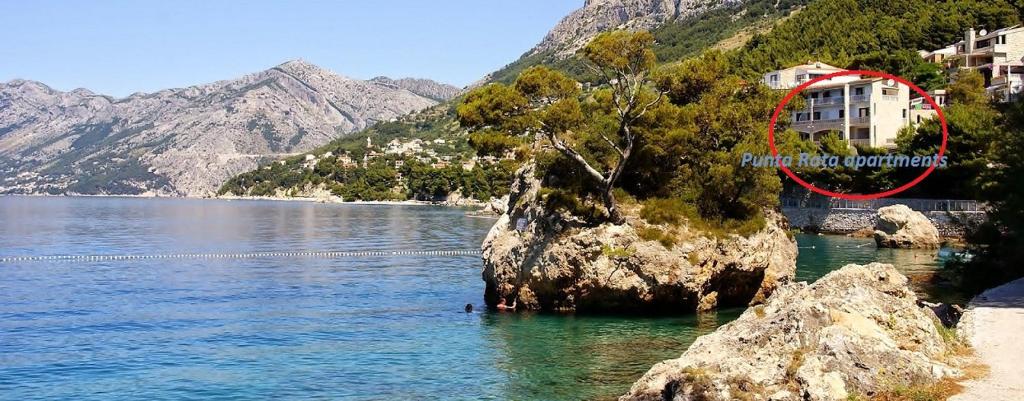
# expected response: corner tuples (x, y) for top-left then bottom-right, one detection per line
(460, 31), (664, 223)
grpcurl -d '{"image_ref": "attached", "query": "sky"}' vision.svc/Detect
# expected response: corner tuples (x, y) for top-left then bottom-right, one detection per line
(0, 0), (580, 97)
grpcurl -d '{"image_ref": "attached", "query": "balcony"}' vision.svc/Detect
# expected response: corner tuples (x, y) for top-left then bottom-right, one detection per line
(791, 118), (844, 133)
(849, 94), (870, 103)
(850, 138), (871, 147)
(791, 116), (870, 133)
(809, 96), (844, 106)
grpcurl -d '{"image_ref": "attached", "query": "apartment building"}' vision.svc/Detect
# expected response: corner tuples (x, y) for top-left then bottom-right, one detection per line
(763, 62), (911, 149)
(923, 26), (1024, 101)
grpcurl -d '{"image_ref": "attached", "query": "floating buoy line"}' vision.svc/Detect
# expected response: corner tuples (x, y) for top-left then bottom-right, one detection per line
(0, 249), (483, 264)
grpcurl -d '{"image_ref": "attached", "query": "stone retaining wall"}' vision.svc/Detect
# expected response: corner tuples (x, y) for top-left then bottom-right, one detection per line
(783, 207), (987, 238)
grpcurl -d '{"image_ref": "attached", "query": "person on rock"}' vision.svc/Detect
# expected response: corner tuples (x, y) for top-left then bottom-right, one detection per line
(496, 297), (517, 311)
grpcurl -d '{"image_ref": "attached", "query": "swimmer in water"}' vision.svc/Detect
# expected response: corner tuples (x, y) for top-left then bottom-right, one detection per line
(496, 297), (517, 311)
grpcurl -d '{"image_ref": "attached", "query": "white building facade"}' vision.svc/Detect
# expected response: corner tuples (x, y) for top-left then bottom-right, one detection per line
(763, 63), (911, 149)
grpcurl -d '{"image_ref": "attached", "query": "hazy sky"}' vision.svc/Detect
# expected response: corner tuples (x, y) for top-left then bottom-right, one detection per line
(0, 1), (579, 97)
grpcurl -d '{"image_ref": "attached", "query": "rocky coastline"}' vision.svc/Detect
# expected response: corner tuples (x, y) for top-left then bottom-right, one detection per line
(622, 263), (972, 401)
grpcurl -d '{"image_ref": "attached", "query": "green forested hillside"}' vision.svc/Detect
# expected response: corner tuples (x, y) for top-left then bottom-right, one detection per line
(732, 0), (1019, 79)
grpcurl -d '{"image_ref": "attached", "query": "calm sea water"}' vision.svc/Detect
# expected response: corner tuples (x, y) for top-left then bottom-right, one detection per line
(0, 197), (953, 401)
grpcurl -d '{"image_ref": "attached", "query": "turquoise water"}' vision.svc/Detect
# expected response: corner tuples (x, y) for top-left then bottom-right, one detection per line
(0, 197), (955, 401)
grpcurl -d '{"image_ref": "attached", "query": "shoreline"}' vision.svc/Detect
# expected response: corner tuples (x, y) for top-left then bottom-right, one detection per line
(0, 193), (489, 208)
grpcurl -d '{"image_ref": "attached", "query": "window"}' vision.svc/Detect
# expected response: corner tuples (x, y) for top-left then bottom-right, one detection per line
(823, 90), (832, 98)
(813, 112), (821, 120)
(902, 109), (907, 118)
(854, 87), (864, 95)
(770, 74), (779, 82)
(859, 108), (870, 117)
(811, 92), (819, 99)
(839, 110), (845, 118)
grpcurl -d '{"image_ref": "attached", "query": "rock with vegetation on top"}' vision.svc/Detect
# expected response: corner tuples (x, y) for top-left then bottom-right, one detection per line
(480, 163), (797, 313)
(621, 263), (964, 401)
(874, 204), (941, 249)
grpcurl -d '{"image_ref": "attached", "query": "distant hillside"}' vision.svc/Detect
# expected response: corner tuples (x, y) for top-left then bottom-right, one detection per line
(0, 60), (451, 196)
(370, 76), (463, 102)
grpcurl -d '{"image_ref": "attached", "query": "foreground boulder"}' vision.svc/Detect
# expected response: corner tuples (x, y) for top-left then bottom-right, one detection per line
(621, 263), (961, 401)
(480, 164), (797, 313)
(874, 204), (941, 249)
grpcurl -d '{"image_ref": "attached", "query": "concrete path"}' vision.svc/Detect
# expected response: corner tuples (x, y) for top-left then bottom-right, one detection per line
(950, 277), (1024, 401)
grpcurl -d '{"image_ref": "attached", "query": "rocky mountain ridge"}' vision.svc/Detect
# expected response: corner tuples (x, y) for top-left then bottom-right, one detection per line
(530, 0), (742, 58)
(369, 76), (463, 101)
(0, 60), (449, 196)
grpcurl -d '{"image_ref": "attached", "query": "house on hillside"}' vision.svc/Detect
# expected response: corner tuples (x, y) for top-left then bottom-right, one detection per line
(909, 89), (948, 126)
(923, 26), (1024, 102)
(763, 62), (911, 149)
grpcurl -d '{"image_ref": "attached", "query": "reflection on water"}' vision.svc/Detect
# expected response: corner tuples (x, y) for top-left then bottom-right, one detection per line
(0, 197), (968, 401)
(479, 310), (741, 401)
(794, 233), (966, 304)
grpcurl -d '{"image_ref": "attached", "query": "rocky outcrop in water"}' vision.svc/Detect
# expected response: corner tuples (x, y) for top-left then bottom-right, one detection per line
(480, 163), (796, 313)
(530, 0), (741, 57)
(622, 263), (963, 401)
(874, 204), (941, 249)
(0, 60), (445, 196)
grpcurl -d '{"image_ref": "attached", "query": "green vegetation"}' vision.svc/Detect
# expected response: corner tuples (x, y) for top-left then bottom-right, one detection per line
(461, 31), (666, 223)
(731, 0), (1018, 80)
(219, 103), (521, 202)
(460, 33), (784, 229)
(947, 95), (1024, 292)
(637, 226), (676, 249)
(651, 0), (809, 62)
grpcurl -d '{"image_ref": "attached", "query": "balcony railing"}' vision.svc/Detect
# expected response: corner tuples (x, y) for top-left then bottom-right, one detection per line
(849, 138), (871, 146)
(881, 95), (900, 102)
(791, 119), (843, 132)
(810, 97), (845, 105)
(849, 94), (870, 103)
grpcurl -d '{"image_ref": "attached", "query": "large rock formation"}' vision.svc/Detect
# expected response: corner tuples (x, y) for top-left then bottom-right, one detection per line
(530, 0), (742, 58)
(874, 204), (941, 249)
(480, 163), (797, 313)
(622, 263), (963, 401)
(0, 60), (446, 196)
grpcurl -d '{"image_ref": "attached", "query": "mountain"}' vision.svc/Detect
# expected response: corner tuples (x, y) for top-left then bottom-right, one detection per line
(0, 60), (448, 196)
(530, 0), (742, 58)
(481, 0), (805, 84)
(369, 77), (463, 101)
